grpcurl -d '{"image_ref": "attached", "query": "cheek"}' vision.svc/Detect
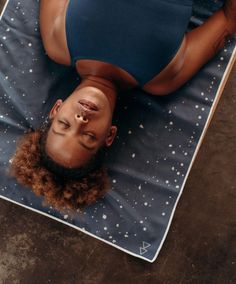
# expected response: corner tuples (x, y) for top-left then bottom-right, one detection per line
(94, 117), (111, 132)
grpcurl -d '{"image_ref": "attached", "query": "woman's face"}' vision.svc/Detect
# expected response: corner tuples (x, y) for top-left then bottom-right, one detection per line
(45, 86), (117, 168)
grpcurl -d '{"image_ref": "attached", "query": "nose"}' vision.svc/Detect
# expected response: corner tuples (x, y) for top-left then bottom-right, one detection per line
(74, 103), (93, 125)
(75, 113), (89, 124)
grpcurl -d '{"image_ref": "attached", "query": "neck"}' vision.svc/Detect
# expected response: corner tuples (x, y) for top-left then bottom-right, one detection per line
(77, 75), (118, 112)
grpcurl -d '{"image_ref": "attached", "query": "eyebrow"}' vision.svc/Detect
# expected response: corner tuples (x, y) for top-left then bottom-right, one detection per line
(52, 128), (96, 151)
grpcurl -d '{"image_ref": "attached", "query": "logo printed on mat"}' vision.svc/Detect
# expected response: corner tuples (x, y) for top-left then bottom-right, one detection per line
(139, 241), (151, 255)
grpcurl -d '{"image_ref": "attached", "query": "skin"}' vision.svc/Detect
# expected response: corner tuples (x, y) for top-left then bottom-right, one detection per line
(46, 77), (118, 168)
(40, 0), (236, 168)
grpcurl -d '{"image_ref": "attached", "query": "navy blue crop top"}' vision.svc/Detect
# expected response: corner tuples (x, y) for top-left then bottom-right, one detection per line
(66, 0), (193, 86)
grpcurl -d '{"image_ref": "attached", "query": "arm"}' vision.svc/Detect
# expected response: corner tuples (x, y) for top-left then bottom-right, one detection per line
(39, 0), (71, 65)
(143, 3), (236, 96)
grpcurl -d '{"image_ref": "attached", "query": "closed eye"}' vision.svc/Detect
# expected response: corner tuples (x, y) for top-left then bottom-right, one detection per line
(58, 120), (70, 129)
(84, 133), (97, 141)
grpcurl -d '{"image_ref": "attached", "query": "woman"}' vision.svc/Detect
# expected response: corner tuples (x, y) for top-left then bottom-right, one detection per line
(10, 0), (236, 210)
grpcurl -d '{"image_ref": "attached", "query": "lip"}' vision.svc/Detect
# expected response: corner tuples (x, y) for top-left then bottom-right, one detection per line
(78, 99), (99, 111)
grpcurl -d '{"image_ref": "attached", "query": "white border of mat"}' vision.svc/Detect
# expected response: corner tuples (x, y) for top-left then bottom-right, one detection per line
(0, 0), (9, 20)
(0, 0), (236, 262)
(152, 45), (236, 263)
(0, 47), (235, 263)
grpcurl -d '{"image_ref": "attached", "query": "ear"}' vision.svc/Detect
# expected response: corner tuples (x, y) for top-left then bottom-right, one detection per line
(49, 99), (63, 119)
(105, 126), (117, 147)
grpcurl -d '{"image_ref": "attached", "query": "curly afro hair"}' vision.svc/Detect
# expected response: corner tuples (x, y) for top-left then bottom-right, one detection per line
(9, 122), (110, 211)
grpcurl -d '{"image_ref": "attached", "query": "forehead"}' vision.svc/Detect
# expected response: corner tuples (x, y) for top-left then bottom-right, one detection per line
(46, 127), (96, 168)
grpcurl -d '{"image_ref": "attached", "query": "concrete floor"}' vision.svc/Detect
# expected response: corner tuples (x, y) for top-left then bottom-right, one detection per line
(0, 0), (4, 11)
(0, 1), (236, 283)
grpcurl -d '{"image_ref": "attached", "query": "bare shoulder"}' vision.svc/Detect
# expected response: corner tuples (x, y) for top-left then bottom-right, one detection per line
(39, 0), (71, 65)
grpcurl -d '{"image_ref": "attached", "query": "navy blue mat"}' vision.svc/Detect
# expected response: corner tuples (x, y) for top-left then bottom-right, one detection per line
(0, 0), (235, 262)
